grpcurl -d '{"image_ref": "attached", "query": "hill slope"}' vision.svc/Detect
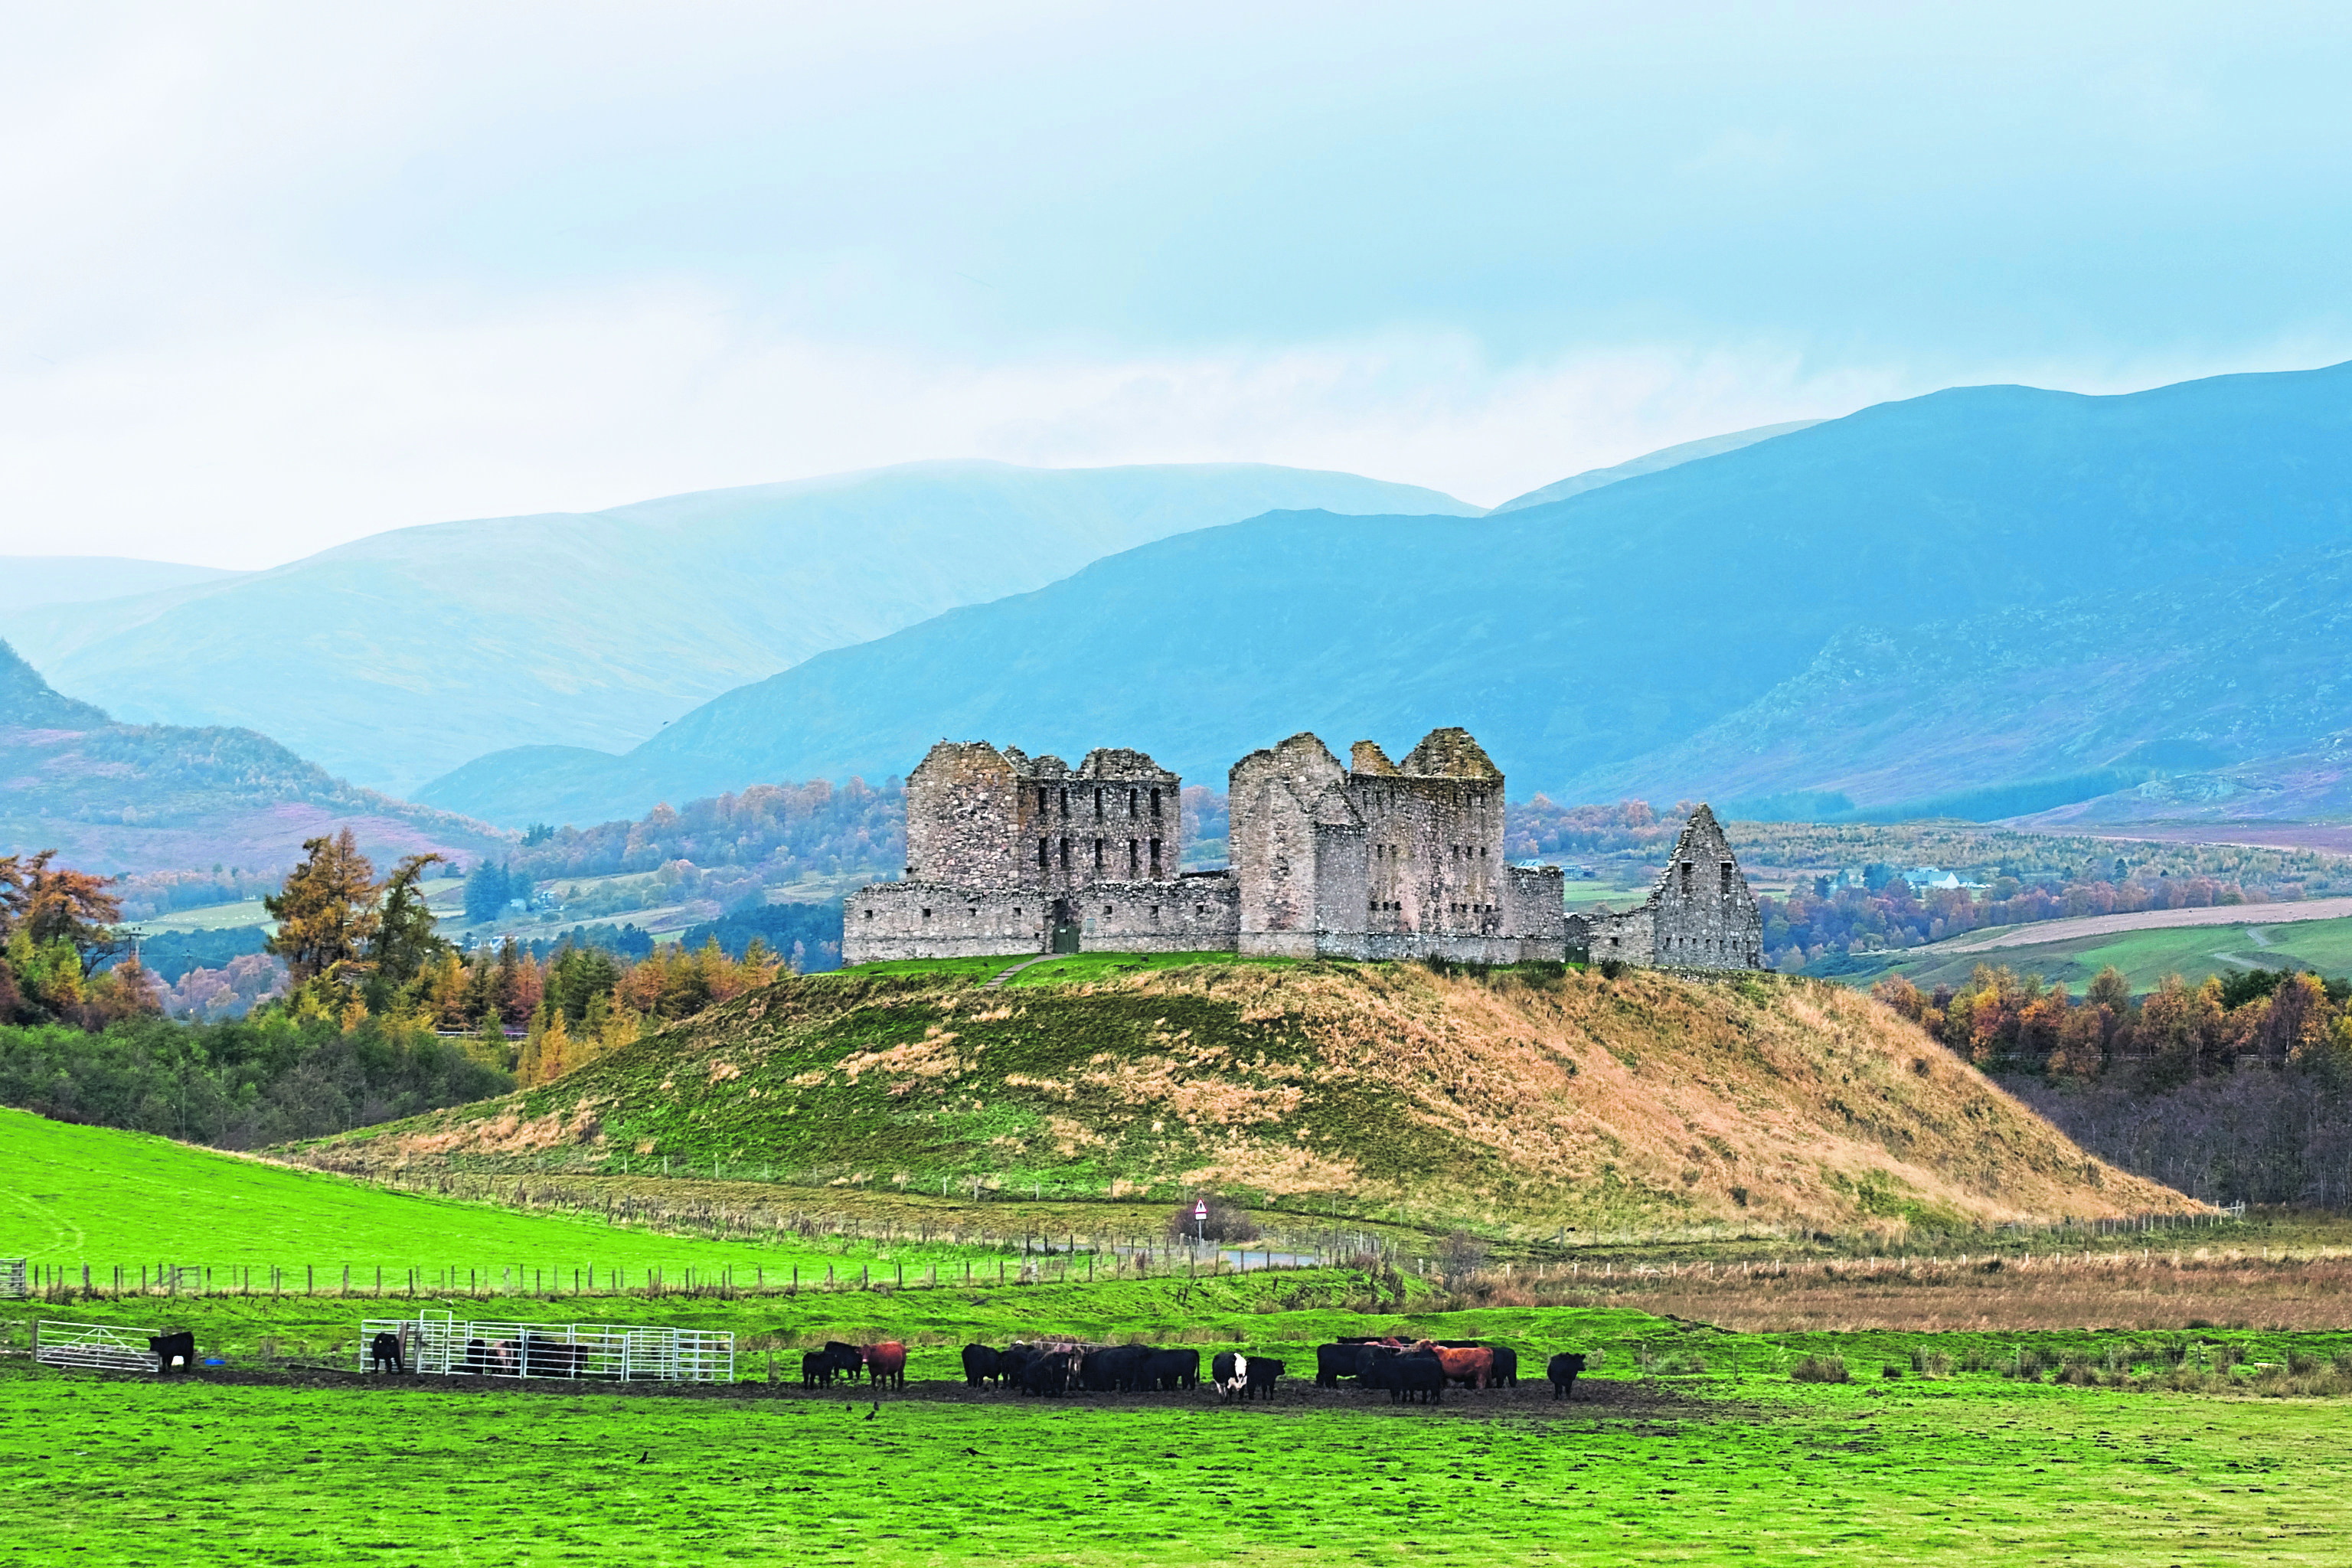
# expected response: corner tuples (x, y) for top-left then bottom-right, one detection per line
(1, 556), (245, 609)
(3, 462), (1475, 797)
(303, 962), (2187, 1235)
(0, 640), (505, 877)
(1488, 419), (1821, 511)
(431, 361), (2352, 821)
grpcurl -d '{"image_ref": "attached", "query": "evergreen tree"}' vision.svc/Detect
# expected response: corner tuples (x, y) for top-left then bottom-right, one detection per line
(462, 860), (512, 923)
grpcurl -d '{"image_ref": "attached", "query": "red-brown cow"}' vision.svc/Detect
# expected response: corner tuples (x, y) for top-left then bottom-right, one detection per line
(1414, 1341), (1496, 1389)
(864, 1341), (907, 1390)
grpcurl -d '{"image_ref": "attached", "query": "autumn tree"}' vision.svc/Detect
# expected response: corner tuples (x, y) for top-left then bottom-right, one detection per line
(0, 849), (122, 953)
(266, 830), (381, 989)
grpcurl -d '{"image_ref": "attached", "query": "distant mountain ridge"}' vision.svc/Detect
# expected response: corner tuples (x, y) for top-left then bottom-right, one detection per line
(0, 640), (505, 879)
(417, 361), (2352, 826)
(2, 557), (245, 609)
(1, 462), (1477, 796)
(1488, 420), (1821, 511)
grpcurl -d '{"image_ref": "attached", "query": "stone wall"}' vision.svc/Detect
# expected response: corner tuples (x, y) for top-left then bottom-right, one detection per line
(1573, 805), (1761, 970)
(841, 873), (1239, 963)
(1648, 805), (1764, 969)
(1232, 725), (1563, 962)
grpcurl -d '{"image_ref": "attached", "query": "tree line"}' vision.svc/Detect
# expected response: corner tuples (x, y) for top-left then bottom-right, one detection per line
(1766, 871), (2260, 974)
(1877, 962), (2352, 1209)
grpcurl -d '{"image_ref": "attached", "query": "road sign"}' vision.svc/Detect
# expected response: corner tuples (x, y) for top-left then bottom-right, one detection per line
(1193, 1200), (1208, 1220)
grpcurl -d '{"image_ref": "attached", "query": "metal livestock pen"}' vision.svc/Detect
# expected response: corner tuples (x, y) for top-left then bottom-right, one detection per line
(34, 1319), (161, 1373)
(358, 1312), (733, 1383)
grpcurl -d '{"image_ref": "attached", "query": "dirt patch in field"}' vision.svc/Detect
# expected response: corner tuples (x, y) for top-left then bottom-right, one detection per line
(77, 1364), (1709, 1422)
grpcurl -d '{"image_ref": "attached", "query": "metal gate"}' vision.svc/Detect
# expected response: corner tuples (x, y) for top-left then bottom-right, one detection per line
(34, 1320), (158, 1374)
(358, 1315), (732, 1383)
(0, 1259), (24, 1298)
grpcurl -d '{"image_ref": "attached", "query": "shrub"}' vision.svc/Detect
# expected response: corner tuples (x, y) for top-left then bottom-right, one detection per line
(1165, 1193), (1259, 1244)
(1791, 1355), (1850, 1383)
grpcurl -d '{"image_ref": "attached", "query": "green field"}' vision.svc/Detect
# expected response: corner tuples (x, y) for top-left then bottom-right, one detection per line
(0, 1109), (1063, 1282)
(11, 1324), (2352, 1563)
(1834, 913), (2352, 994)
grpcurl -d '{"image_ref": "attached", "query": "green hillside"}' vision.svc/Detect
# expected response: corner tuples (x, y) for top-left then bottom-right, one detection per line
(0, 1109), (975, 1278)
(302, 959), (2187, 1236)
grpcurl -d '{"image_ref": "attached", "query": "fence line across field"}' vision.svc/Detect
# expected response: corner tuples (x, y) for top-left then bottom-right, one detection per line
(361, 1312), (732, 1383)
(34, 1319), (161, 1374)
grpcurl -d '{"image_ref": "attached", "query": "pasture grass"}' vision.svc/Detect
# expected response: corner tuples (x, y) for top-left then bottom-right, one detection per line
(13, 1337), (2352, 1564)
(0, 1109), (1063, 1279)
(1850, 913), (2352, 994)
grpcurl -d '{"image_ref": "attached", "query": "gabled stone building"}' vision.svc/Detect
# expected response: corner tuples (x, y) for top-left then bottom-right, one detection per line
(842, 726), (1754, 971)
(1570, 805), (1763, 970)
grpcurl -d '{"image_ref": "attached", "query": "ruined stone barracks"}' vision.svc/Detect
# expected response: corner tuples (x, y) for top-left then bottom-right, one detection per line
(842, 727), (1762, 970)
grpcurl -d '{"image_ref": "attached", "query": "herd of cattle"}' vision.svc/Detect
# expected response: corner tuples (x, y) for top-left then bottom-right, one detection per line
(808, 1335), (1589, 1405)
(169, 1328), (1592, 1404)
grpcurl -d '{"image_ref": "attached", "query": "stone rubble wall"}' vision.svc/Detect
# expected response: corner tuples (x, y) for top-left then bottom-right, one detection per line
(841, 875), (1239, 964)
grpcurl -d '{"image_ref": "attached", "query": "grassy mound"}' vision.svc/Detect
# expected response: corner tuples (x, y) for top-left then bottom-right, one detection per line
(298, 960), (2189, 1236)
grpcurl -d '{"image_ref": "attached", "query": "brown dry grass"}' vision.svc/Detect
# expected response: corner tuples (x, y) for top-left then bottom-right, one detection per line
(1506, 1248), (2352, 1331)
(1099, 963), (2190, 1231)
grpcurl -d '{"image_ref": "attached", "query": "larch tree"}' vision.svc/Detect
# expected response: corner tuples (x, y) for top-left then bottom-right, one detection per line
(265, 829), (382, 988)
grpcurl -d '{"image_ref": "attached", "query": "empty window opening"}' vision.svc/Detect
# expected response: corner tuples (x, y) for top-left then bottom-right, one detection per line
(1149, 838), (1161, 874)
(1128, 788), (1138, 816)
(1037, 786), (1049, 813)
(1150, 787), (1162, 818)
(1128, 839), (1139, 874)
(1093, 837), (1104, 870)
(1037, 838), (1048, 869)
(1095, 787), (1104, 820)
(1720, 862), (1733, 893)
(1060, 837), (1071, 869)
(1679, 861), (1694, 894)
(920, 907), (932, 920)
(1059, 787), (1069, 818)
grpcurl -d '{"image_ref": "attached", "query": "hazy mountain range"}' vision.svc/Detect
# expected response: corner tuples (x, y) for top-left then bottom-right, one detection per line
(416, 361), (2352, 828)
(1, 462), (1477, 796)
(0, 640), (503, 880)
(2, 556), (243, 609)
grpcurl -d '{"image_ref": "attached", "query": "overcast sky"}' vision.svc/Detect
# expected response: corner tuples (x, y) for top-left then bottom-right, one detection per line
(5, 2), (2348, 567)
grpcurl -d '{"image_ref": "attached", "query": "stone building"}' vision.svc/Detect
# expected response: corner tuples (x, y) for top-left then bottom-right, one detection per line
(1227, 728), (1565, 962)
(847, 740), (1238, 961)
(843, 725), (1752, 972)
(1571, 805), (1763, 970)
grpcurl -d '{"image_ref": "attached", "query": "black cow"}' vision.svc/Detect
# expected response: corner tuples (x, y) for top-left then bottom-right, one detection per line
(149, 1331), (194, 1375)
(1489, 1346), (1519, 1388)
(524, 1336), (580, 1379)
(1083, 1344), (1148, 1392)
(369, 1331), (405, 1374)
(802, 1345), (861, 1389)
(962, 1344), (1002, 1387)
(1547, 1353), (1587, 1401)
(1314, 1343), (1358, 1387)
(1148, 1348), (1199, 1392)
(996, 1346), (1037, 1387)
(1367, 1353), (1443, 1404)
(1244, 1357), (1284, 1401)
(460, 1339), (489, 1375)
(1020, 1351), (1074, 1396)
